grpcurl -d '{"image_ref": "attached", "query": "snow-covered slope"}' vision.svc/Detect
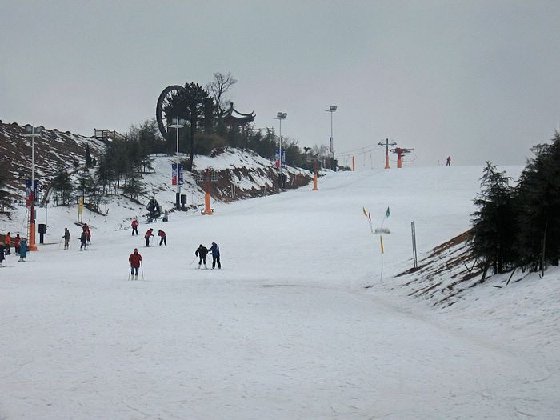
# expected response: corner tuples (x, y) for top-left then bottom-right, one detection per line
(1, 165), (558, 419)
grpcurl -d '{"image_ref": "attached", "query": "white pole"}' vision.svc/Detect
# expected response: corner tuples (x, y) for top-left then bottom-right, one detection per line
(176, 125), (180, 208)
(279, 117), (282, 177)
(32, 129), (35, 194)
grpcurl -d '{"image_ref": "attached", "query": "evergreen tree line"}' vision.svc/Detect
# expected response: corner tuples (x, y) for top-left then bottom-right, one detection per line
(471, 132), (560, 278)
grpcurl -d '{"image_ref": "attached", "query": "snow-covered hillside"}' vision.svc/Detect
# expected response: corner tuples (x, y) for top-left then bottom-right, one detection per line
(1, 165), (559, 419)
(0, 121), (105, 204)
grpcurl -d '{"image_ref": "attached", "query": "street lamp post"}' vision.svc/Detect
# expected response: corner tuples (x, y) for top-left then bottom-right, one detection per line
(326, 105), (337, 170)
(23, 124), (43, 251)
(276, 112), (287, 188)
(169, 118), (186, 209)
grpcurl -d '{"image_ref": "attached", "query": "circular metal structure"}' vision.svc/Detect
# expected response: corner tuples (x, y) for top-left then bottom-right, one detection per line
(156, 85), (185, 139)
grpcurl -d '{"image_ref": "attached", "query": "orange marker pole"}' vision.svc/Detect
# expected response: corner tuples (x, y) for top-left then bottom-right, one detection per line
(313, 160), (318, 191)
(203, 192), (212, 214)
(385, 148), (390, 169)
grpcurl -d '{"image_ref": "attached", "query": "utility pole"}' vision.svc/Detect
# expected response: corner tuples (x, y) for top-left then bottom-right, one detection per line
(378, 138), (397, 169)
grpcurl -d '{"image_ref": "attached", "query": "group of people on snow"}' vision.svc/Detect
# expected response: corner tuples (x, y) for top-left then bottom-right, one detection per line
(195, 242), (221, 270)
(127, 219), (221, 279)
(0, 232), (28, 263)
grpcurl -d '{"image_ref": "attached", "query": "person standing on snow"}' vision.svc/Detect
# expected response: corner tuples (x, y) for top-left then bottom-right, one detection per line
(62, 228), (70, 250)
(18, 238), (27, 262)
(209, 242), (221, 269)
(131, 218), (139, 236)
(4, 232), (10, 255)
(80, 230), (87, 250)
(145, 228), (154, 247)
(157, 229), (167, 246)
(0, 242), (5, 266)
(128, 248), (142, 279)
(195, 244), (209, 269)
(14, 234), (21, 255)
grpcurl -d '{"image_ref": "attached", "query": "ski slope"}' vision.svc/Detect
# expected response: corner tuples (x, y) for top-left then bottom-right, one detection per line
(1, 165), (559, 419)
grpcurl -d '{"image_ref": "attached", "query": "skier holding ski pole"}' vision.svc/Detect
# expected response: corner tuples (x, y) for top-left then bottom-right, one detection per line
(195, 244), (208, 269)
(129, 248), (142, 280)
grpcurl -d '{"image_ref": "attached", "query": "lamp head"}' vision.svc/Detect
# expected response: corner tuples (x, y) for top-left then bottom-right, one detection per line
(329, 105), (337, 112)
(276, 112), (287, 120)
(24, 125), (43, 135)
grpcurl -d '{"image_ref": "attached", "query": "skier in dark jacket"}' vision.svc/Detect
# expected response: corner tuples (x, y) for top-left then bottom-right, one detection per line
(0, 242), (5, 266)
(195, 244), (209, 269)
(209, 242), (221, 269)
(80, 230), (87, 250)
(62, 228), (70, 250)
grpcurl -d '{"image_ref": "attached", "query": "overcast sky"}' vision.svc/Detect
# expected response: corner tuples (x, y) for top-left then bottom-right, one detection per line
(2, 0), (560, 166)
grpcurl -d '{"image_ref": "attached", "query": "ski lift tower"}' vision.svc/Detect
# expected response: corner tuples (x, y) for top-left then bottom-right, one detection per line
(390, 146), (414, 168)
(378, 138), (397, 169)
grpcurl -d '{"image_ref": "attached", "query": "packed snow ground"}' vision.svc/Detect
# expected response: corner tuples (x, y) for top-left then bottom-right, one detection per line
(1, 165), (559, 419)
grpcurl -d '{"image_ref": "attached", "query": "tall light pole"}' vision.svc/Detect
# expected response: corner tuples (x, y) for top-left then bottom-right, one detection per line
(169, 118), (186, 209)
(24, 124), (43, 251)
(276, 112), (287, 188)
(326, 105), (337, 170)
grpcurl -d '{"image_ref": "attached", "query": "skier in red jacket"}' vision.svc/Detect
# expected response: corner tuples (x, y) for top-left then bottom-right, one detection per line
(144, 228), (154, 247)
(131, 218), (139, 236)
(157, 229), (167, 246)
(129, 248), (142, 279)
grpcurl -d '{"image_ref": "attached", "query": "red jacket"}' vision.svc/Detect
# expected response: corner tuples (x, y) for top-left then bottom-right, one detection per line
(129, 252), (142, 268)
(145, 229), (154, 238)
(157, 230), (166, 238)
(131, 220), (138, 228)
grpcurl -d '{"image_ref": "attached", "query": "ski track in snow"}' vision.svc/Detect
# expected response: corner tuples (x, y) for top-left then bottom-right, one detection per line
(1, 165), (559, 419)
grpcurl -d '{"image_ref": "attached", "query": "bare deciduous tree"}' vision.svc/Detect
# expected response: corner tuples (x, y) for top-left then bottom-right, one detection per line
(206, 72), (237, 117)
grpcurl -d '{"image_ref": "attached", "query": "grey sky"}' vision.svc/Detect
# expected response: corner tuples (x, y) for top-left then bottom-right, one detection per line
(2, 0), (559, 166)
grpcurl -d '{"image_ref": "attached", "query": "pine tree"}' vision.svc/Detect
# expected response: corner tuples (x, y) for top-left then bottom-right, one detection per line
(471, 162), (516, 276)
(515, 134), (560, 270)
(51, 169), (73, 205)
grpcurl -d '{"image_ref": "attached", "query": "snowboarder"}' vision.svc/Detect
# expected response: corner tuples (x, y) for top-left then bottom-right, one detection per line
(13, 234), (21, 255)
(62, 228), (70, 250)
(80, 230), (87, 250)
(131, 218), (139, 236)
(18, 238), (27, 262)
(145, 228), (154, 247)
(4, 232), (10, 255)
(195, 244), (209, 269)
(0, 242), (5, 266)
(157, 229), (167, 246)
(128, 248), (142, 279)
(209, 241), (221, 269)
